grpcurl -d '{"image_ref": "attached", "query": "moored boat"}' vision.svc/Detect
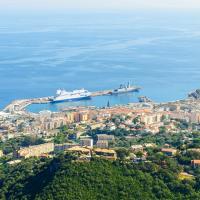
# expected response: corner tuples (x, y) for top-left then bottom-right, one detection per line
(52, 89), (91, 103)
(110, 82), (140, 95)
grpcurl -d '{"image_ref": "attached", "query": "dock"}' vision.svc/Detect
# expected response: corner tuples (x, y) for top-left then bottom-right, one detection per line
(91, 90), (112, 97)
(2, 90), (113, 113)
(3, 97), (53, 113)
(2, 87), (140, 113)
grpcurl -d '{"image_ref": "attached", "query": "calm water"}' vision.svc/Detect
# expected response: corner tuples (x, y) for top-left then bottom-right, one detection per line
(28, 93), (139, 113)
(0, 11), (200, 112)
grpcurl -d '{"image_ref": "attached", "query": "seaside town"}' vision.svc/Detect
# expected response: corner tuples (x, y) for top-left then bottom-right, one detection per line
(1, 87), (200, 179)
(2, 0), (200, 197)
(1, 0), (200, 197)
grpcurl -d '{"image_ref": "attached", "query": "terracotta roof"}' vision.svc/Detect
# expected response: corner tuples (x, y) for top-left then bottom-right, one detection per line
(67, 146), (90, 153)
(94, 148), (116, 154)
(191, 160), (200, 164)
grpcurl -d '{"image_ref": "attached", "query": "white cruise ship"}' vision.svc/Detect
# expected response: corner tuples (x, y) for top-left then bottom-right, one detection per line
(52, 88), (91, 103)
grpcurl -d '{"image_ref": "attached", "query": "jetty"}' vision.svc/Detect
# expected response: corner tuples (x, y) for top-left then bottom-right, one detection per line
(3, 97), (52, 113)
(2, 90), (114, 113)
(91, 90), (112, 97)
(2, 86), (141, 113)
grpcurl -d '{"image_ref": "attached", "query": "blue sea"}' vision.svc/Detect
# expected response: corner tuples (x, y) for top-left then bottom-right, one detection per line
(0, 11), (200, 112)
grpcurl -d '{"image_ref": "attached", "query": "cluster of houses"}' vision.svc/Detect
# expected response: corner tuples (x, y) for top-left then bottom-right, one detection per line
(2, 99), (200, 171)
(1, 135), (200, 172)
(2, 98), (200, 142)
(13, 138), (117, 162)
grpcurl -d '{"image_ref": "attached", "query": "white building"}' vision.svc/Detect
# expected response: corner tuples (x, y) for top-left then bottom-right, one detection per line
(96, 140), (109, 148)
(80, 138), (93, 148)
(97, 134), (115, 141)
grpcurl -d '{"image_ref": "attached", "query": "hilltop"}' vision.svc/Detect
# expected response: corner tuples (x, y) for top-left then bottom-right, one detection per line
(1, 154), (200, 200)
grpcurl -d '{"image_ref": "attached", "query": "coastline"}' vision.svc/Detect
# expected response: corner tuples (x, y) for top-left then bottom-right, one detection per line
(2, 89), (120, 113)
(2, 88), (196, 115)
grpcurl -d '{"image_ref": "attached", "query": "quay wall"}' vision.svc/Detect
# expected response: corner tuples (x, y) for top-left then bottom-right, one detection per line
(2, 90), (113, 113)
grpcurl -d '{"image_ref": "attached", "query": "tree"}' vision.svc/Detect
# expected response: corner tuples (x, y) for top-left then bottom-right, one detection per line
(135, 151), (143, 158)
(116, 148), (130, 160)
(159, 126), (167, 134)
(54, 132), (68, 144)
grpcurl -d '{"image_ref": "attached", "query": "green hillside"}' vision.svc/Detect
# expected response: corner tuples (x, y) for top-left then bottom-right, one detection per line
(1, 154), (200, 200)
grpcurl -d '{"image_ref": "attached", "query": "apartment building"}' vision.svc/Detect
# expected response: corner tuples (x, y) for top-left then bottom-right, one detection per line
(17, 143), (54, 158)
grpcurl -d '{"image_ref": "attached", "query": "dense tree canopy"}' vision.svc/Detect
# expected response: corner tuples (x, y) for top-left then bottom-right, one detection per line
(1, 154), (200, 200)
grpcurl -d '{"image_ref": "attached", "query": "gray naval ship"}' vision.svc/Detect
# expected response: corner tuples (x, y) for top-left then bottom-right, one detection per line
(110, 82), (140, 95)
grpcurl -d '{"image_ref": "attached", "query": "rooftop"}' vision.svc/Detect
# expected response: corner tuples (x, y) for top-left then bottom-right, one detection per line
(67, 146), (91, 153)
(191, 160), (200, 164)
(161, 148), (177, 153)
(94, 148), (116, 154)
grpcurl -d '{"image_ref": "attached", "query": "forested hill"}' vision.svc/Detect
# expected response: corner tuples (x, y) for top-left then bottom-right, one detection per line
(1, 154), (200, 200)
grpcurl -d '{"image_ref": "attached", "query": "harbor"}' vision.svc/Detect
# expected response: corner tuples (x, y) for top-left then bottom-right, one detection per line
(3, 97), (52, 113)
(3, 87), (141, 113)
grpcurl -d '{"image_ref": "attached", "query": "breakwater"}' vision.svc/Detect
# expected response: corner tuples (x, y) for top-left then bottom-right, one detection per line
(3, 89), (118, 113)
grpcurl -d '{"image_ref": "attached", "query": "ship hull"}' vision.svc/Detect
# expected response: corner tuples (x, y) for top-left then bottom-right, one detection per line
(51, 96), (91, 103)
(111, 88), (140, 95)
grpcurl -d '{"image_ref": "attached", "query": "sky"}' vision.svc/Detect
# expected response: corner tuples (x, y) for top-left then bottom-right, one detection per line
(0, 0), (200, 12)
